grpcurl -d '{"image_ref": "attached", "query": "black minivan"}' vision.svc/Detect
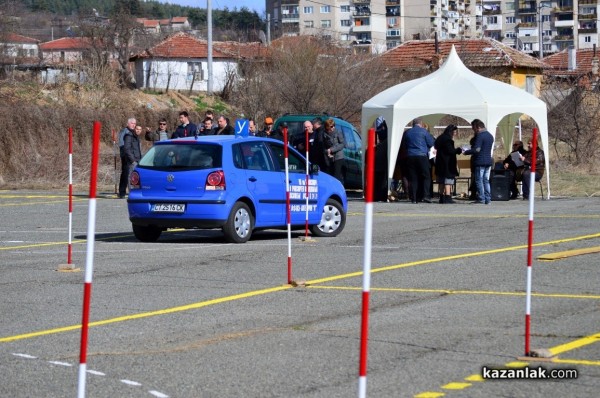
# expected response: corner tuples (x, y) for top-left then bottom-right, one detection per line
(273, 114), (363, 189)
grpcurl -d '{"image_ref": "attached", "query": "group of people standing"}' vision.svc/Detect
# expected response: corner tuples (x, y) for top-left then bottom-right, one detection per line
(295, 117), (346, 182)
(394, 117), (545, 205)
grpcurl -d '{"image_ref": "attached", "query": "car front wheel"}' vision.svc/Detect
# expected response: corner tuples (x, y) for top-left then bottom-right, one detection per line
(310, 198), (346, 237)
(132, 224), (162, 242)
(223, 202), (253, 243)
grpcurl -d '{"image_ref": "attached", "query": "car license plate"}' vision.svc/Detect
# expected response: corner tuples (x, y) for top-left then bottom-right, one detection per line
(152, 203), (186, 213)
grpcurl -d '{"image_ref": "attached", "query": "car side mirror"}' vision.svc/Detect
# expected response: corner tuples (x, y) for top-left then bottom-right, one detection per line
(310, 163), (319, 175)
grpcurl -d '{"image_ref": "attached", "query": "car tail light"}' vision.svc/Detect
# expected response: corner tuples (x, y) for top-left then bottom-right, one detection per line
(206, 170), (225, 190)
(130, 171), (140, 189)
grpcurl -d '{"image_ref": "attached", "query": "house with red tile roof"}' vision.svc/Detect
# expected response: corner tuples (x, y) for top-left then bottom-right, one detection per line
(129, 32), (266, 92)
(39, 37), (94, 66)
(170, 17), (191, 31)
(0, 33), (41, 70)
(543, 47), (600, 84)
(380, 38), (546, 97)
(137, 18), (161, 34)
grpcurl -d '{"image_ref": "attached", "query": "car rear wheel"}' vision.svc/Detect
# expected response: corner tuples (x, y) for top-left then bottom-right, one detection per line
(132, 224), (162, 242)
(310, 198), (345, 237)
(223, 202), (253, 243)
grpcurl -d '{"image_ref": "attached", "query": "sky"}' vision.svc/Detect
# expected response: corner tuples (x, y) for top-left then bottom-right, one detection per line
(158, 0), (265, 16)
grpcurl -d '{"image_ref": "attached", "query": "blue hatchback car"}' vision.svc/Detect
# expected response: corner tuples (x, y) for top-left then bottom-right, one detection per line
(127, 135), (348, 243)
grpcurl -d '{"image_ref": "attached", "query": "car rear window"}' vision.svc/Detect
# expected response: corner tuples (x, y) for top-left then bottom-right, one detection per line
(139, 143), (222, 170)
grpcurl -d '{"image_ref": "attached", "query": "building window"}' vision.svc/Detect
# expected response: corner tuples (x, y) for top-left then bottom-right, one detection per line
(526, 76), (535, 95)
(341, 19), (351, 27)
(542, 15), (551, 22)
(506, 16), (515, 24)
(543, 30), (552, 37)
(487, 16), (498, 25)
(305, 20), (314, 28)
(388, 17), (397, 26)
(341, 5), (350, 13)
(341, 34), (350, 41)
(187, 62), (202, 81)
(585, 35), (592, 43)
(304, 6), (313, 14)
(321, 19), (331, 28)
(320, 6), (331, 13)
(505, 31), (516, 38)
(522, 15), (535, 23)
(505, 2), (515, 10)
(523, 43), (532, 51)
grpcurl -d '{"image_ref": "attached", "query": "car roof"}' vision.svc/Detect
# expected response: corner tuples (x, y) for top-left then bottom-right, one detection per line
(155, 136), (284, 145)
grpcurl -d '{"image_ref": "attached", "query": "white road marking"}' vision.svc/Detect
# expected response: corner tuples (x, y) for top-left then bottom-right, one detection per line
(86, 369), (106, 376)
(149, 391), (169, 398)
(48, 361), (72, 367)
(121, 379), (142, 386)
(12, 353), (37, 359)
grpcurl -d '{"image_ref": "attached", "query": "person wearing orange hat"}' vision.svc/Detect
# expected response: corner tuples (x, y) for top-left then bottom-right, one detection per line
(258, 116), (274, 137)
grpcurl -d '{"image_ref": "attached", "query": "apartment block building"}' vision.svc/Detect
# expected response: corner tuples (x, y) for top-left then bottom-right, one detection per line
(266, 0), (600, 56)
(265, 0), (430, 53)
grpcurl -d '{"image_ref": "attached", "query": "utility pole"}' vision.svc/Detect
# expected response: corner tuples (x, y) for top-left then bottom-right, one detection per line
(538, 3), (545, 60)
(207, 0), (213, 95)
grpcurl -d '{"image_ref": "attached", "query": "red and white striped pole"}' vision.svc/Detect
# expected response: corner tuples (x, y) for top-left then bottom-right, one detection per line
(304, 125), (310, 238)
(283, 126), (293, 284)
(67, 127), (74, 265)
(524, 127), (538, 356)
(77, 121), (101, 398)
(358, 128), (376, 398)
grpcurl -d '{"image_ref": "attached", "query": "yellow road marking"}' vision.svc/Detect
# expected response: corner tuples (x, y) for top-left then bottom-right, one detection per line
(305, 286), (600, 300)
(537, 246), (600, 261)
(549, 332), (600, 356)
(0, 285), (292, 343)
(0, 198), (88, 207)
(416, 333), (600, 397)
(414, 393), (445, 398)
(442, 382), (471, 390)
(2, 232), (600, 343)
(505, 361), (529, 368)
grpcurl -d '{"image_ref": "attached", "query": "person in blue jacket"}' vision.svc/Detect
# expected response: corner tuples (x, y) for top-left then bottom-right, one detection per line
(464, 119), (494, 204)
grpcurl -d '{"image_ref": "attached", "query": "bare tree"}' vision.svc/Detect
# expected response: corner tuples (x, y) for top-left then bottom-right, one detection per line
(229, 38), (389, 123)
(543, 76), (600, 164)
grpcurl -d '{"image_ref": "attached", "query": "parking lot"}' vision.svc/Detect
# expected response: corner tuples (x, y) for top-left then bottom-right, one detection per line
(1, 190), (599, 397)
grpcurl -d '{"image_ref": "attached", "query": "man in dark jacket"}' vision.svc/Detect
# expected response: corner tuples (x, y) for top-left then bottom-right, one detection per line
(403, 118), (435, 203)
(172, 111), (197, 138)
(464, 119), (494, 204)
(120, 124), (143, 198)
(118, 118), (136, 198)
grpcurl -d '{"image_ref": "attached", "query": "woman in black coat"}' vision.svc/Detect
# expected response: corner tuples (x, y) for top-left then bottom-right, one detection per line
(434, 124), (462, 203)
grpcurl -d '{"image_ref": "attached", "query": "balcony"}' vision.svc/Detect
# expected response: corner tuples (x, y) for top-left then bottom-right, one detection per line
(555, 34), (574, 40)
(579, 0), (597, 4)
(386, 0), (400, 4)
(554, 19), (574, 27)
(578, 13), (597, 21)
(517, 22), (537, 28)
(579, 28), (598, 34)
(518, 1), (536, 13)
(386, 30), (400, 38)
(386, 6), (400, 17)
(352, 0), (371, 4)
(281, 13), (299, 23)
(353, 10), (371, 17)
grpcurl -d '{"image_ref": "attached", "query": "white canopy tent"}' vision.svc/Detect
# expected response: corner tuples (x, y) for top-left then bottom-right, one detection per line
(361, 46), (550, 198)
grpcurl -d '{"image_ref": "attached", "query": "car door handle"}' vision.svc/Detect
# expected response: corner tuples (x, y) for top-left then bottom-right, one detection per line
(249, 177), (257, 182)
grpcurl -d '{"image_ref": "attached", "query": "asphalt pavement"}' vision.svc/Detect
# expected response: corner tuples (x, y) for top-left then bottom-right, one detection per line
(0, 190), (599, 397)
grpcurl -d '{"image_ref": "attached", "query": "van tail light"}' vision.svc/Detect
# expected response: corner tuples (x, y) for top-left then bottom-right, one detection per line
(130, 171), (140, 189)
(206, 170), (225, 190)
